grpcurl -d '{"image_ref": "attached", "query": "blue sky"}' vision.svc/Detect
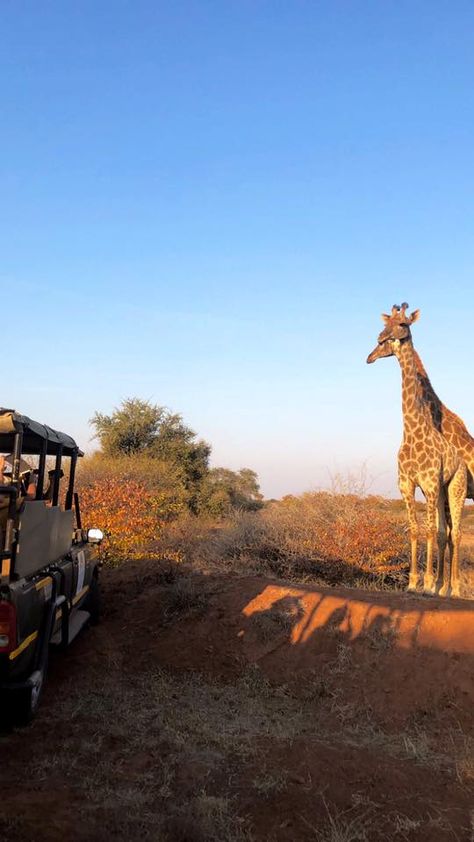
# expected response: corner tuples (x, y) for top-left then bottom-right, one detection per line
(1, 1), (474, 497)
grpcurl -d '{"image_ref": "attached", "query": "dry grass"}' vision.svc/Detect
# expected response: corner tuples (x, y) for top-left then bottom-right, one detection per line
(16, 665), (308, 841)
(154, 491), (411, 592)
(162, 575), (211, 621)
(153, 493), (474, 600)
(300, 797), (373, 842)
(86, 471), (474, 599)
(252, 767), (288, 797)
(11, 653), (467, 839)
(261, 492), (407, 573)
(455, 734), (474, 784)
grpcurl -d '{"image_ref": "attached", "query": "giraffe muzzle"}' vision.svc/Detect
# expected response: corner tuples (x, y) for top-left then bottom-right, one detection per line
(366, 345), (381, 364)
(367, 340), (393, 364)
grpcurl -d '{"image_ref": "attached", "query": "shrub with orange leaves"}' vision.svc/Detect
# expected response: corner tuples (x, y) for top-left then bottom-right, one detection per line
(261, 492), (407, 576)
(196, 491), (408, 587)
(80, 479), (163, 562)
(77, 454), (188, 562)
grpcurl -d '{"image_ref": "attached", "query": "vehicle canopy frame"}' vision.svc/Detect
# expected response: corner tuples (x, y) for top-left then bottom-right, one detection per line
(0, 408), (84, 585)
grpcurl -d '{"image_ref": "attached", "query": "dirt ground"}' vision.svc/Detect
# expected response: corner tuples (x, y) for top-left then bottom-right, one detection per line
(1, 559), (473, 841)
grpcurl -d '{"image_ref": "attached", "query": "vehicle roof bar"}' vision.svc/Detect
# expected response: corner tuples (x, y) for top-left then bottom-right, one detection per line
(65, 451), (77, 511)
(35, 439), (47, 501)
(52, 446), (63, 507)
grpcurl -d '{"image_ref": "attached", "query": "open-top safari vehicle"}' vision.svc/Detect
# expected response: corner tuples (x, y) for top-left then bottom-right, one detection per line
(0, 408), (103, 724)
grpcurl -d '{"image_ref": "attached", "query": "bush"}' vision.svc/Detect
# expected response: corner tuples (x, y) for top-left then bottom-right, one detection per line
(181, 493), (408, 588)
(199, 467), (264, 516)
(77, 454), (188, 562)
(77, 450), (409, 588)
(261, 492), (407, 574)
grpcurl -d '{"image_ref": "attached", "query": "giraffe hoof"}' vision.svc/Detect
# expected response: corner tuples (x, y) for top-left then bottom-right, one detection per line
(423, 578), (436, 595)
(438, 585), (450, 598)
(407, 582), (419, 594)
(451, 587), (461, 599)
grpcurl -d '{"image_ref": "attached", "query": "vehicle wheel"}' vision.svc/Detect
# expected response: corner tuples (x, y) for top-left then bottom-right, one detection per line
(85, 575), (101, 625)
(9, 665), (47, 727)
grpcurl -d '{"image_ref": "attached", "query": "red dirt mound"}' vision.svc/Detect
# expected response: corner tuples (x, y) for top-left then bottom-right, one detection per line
(139, 574), (474, 729)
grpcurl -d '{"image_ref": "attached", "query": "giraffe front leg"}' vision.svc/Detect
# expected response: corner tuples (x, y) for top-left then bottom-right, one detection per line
(399, 478), (419, 592)
(435, 494), (448, 595)
(449, 537), (461, 599)
(423, 493), (438, 594)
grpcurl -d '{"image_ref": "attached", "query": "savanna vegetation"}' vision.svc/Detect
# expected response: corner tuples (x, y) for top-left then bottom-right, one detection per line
(77, 397), (263, 563)
(76, 397), (417, 590)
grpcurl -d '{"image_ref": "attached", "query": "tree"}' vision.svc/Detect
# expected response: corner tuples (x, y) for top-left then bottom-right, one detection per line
(90, 398), (211, 511)
(201, 467), (263, 516)
(147, 411), (211, 506)
(91, 398), (165, 456)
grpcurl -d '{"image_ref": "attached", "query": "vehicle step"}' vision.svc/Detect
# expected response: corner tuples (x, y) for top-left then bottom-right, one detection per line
(51, 609), (91, 646)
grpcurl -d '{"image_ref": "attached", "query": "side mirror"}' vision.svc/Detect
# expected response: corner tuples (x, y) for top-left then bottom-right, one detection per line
(87, 527), (104, 544)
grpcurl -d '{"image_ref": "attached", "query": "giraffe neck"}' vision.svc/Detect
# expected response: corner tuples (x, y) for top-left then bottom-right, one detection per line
(413, 349), (429, 380)
(413, 350), (439, 400)
(398, 340), (431, 434)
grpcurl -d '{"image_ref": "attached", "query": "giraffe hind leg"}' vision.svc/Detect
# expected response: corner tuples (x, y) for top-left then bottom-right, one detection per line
(434, 492), (448, 595)
(440, 464), (466, 598)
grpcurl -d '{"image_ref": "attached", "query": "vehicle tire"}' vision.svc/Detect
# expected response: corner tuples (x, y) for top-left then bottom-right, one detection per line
(85, 574), (101, 625)
(9, 662), (48, 727)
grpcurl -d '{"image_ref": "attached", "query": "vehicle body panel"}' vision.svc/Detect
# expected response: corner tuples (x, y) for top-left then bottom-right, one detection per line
(0, 407), (102, 718)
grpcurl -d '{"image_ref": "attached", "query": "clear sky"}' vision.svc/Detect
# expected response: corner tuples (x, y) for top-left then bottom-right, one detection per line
(1, 1), (474, 498)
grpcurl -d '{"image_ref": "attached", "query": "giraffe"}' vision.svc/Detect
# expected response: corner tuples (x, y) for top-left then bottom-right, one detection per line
(366, 304), (467, 597)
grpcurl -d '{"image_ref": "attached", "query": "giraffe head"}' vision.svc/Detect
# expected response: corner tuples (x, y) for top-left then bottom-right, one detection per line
(366, 303), (420, 364)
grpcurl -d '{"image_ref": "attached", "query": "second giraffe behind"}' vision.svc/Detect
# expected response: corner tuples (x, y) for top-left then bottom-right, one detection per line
(367, 304), (467, 598)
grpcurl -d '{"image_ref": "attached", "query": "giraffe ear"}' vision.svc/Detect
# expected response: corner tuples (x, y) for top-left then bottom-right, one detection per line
(381, 313), (390, 324)
(409, 309), (420, 324)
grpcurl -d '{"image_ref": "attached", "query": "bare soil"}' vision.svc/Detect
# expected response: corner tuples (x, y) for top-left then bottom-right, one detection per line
(1, 559), (473, 841)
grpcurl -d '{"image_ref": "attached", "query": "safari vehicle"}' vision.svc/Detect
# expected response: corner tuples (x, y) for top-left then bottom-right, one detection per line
(0, 408), (103, 724)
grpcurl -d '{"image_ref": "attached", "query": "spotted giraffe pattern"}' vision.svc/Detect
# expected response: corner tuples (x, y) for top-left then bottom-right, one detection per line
(367, 304), (467, 597)
(414, 350), (474, 499)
